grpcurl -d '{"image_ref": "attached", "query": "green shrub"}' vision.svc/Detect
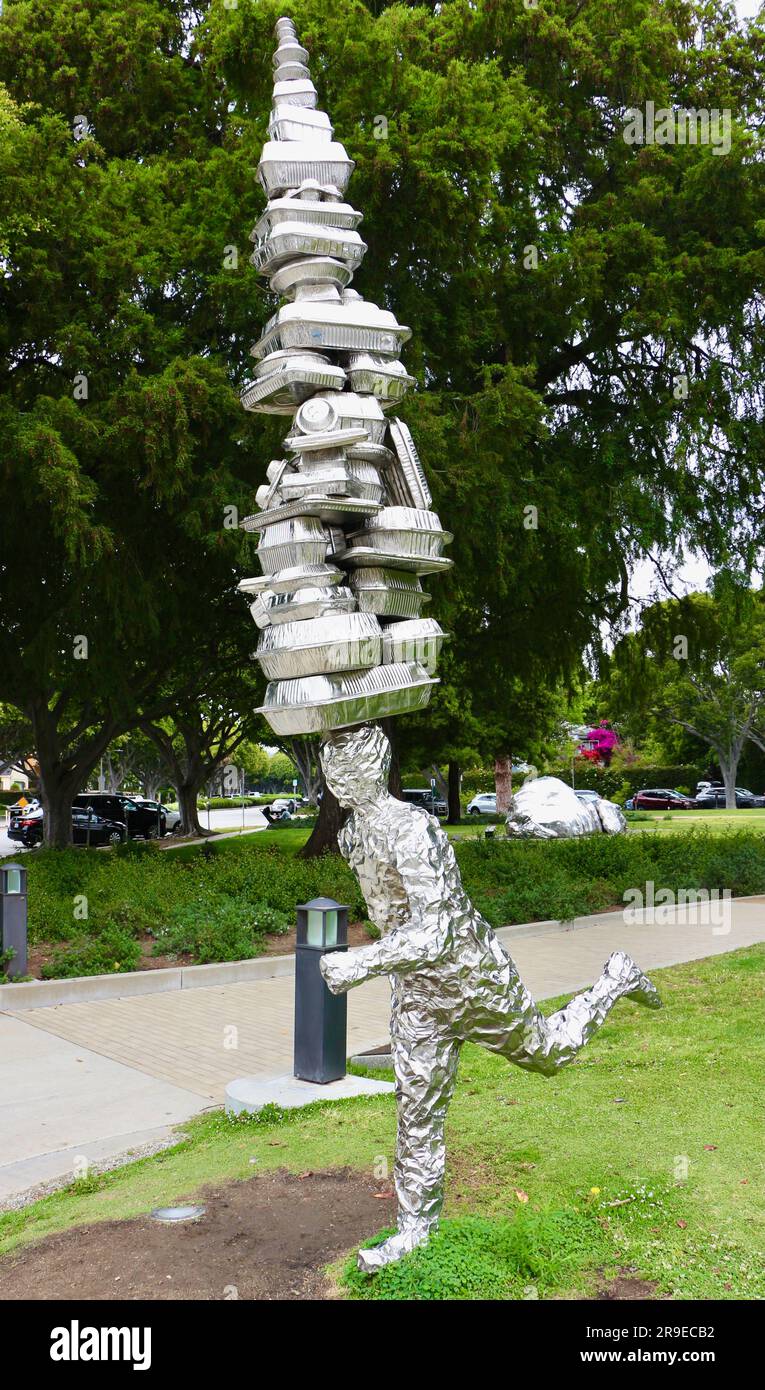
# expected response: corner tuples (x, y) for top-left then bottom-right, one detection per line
(153, 896), (291, 963)
(41, 926), (141, 979)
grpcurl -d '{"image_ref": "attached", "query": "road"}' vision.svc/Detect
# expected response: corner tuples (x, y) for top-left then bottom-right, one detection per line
(0, 804), (282, 857)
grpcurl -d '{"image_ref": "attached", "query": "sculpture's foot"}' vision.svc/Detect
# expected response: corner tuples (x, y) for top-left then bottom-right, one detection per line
(605, 950), (663, 1009)
(357, 1219), (434, 1274)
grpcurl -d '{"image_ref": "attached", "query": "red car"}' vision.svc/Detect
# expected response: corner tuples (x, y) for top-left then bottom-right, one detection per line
(633, 788), (696, 810)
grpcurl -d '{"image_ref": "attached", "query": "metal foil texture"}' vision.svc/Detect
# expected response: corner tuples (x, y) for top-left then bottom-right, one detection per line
(505, 776), (626, 838)
(318, 725), (660, 1272)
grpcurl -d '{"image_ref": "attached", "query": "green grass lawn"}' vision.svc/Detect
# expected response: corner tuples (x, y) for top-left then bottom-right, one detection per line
(626, 809), (765, 835)
(2, 946), (762, 1300)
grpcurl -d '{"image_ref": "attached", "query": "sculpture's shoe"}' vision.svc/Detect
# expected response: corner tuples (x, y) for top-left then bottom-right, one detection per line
(605, 950), (663, 1009)
(357, 1220), (433, 1273)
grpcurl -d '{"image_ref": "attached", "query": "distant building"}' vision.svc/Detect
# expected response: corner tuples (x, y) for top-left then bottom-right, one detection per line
(0, 762), (31, 792)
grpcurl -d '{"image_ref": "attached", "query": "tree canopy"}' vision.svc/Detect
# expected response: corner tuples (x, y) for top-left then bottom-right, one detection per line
(2, 0), (764, 844)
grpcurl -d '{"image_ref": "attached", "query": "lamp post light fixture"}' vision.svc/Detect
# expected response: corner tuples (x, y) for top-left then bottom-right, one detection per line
(294, 896), (349, 1083)
(1, 862), (28, 979)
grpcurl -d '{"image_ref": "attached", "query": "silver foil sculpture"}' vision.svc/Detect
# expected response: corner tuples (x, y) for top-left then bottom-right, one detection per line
(241, 19), (661, 1275)
(241, 16), (449, 734)
(317, 726), (661, 1272)
(506, 776), (627, 838)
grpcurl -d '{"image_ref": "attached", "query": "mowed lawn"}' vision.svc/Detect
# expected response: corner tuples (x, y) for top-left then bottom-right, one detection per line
(252, 810), (765, 848)
(1, 946), (762, 1300)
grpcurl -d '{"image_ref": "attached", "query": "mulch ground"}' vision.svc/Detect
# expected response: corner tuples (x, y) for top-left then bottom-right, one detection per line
(0, 1168), (396, 1301)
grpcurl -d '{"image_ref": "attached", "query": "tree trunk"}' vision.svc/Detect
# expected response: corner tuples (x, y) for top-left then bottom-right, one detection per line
(494, 754), (513, 815)
(177, 781), (205, 837)
(382, 718), (402, 798)
(298, 781), (348, 858)
(719, 758), (739, 810)
(447, 760), (461, 823)
(29, 699), (117, 848)
(40, 777), (79, 848)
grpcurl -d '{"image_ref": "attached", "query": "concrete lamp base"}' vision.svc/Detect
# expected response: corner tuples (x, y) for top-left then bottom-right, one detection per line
(225, 1072), (394, 1117)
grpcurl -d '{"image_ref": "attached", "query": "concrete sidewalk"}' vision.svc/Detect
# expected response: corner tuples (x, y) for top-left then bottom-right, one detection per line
(2, 896), (763, 1202)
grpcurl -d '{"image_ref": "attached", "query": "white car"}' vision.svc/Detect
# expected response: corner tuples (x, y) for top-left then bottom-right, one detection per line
(467, 792), (497, 816)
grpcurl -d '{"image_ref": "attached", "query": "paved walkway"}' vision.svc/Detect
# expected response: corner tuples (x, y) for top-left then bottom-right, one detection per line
(1, 897), (763, 1201)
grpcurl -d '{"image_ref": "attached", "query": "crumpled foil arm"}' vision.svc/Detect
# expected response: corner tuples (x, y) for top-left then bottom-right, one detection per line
(321, 913), (449, 992)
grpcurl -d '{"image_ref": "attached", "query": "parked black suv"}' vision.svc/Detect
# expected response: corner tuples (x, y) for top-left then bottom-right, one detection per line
(73, 793), (166, 839)
(401, 788), (448, 817)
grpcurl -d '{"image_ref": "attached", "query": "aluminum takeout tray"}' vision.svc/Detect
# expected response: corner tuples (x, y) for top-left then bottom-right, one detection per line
(253, 584), (357, 625)
(255, 611), (382, 680)
(386, 417), (432, 509)
(253, 301), (411, 360)
(337, 547), (454, 575)
(251, 223), (366, 276)
(256, 516), (328, 574)
(258, 141), (354, 197)
(380, 618), (447, 676)
(256, 661), (437, 735)
(349, 567), (430, 618)
(238, 563), (345, 596)
(252, 196), (363, 240)
(242, 498), (381, 530)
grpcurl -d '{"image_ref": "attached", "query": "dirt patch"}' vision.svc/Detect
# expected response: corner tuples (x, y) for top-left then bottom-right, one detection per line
(0, 1168), (395, 1301)
(594, 1267), (666, 1300)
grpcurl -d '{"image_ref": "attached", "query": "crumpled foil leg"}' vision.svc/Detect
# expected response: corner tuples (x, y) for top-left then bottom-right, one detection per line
(317, 724), (662, 1273)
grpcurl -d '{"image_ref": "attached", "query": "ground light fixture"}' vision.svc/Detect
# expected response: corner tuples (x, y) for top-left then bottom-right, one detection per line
(150, 1206), (207, 1224)
(294, 896), (349, 1083)
(0, 861), (28, 979)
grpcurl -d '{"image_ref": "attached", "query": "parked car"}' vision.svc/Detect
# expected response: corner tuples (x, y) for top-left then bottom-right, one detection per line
(401, 788), (448, 817)
(467, 792), (497, 816)
(695, 786), (764, 809)
(135, 799), (182, 834)
(9, 808), (126, 848)
(632, 788), (696, 810)
(263, 801), (292, 823)
(625, 798), (635, 811)
(73, 793), (166, 838)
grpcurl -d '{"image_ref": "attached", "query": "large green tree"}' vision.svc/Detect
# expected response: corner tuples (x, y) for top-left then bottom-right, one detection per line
(3, 0), (765, 851)
(0, 0), (269, 844)
(601, 579), (765, 807)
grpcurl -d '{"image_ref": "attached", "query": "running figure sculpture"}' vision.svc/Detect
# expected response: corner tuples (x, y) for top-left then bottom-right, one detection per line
(239, 19), (663, 1276)
(318, 724), (662, 1273)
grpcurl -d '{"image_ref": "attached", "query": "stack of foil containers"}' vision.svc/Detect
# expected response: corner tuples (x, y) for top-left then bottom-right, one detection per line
(241, 17), (451, 736)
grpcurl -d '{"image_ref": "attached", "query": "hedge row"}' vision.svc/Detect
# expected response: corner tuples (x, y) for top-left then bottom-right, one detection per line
(548, 764), (703, 800)
(11, 826), (765, 980)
